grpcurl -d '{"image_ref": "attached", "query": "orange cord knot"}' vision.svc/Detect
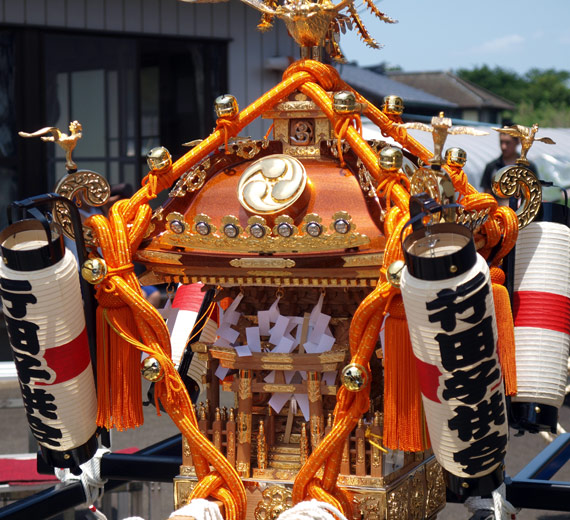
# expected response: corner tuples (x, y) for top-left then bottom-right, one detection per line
(376, 172), (410, 212)
(107, 263), (135, 277)
(141, 170), (160, 200)
(333, 114), (362, 167)
(447, 167), (470, 201)
(490, 266), (506, 285)
(215, 116), (239, 155)
(283, 59), (341, 91)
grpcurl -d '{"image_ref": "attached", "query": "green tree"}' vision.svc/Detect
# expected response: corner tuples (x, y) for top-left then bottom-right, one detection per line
(456, 66), (570, 127)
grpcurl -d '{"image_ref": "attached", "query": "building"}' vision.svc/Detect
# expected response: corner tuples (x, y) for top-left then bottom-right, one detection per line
(337, 63), (457, 118)
(0, 0), (295, 230)
(386, 70), (516, 124)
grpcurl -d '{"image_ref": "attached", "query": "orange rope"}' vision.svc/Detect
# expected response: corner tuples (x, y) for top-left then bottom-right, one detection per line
(84, 58), (522, 519)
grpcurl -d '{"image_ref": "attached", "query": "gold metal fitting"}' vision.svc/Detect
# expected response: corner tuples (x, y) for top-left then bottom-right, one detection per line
(382, 95), (404, 116)
(333, 91), (357, 114)
(81, 258), (107, 284)
(215, 94), (239, 118)
(147, 147), (172, 171)
(141, 357), (164, 382)
(341, 363), (369, 392)
(386, 260), (406, 288)
(445, 147), (467, 168)
(379, 147), (403, 172)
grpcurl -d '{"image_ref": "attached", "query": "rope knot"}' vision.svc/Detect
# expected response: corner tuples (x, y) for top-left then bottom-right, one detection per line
(283, 60), (341, 91)
(333, 114), (361, 167)
(215, 117), (239, 155)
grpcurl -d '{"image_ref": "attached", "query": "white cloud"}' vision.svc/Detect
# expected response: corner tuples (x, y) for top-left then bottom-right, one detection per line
(470, 34), (525, 54)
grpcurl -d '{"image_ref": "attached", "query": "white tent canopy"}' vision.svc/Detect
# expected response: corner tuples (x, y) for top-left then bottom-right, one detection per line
(362, 122), (570, 196)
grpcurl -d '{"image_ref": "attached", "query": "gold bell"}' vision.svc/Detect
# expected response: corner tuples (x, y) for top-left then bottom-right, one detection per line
(379, 147), (403, 172)
(386, 260), (406, 288)
(341, 363), (369, 392)
(382, 95), (404, 116)
(445, 147), (467, 168)
(147, 147), (172, 172)
(333, 91), (357, 114)
(81, 258), (108, 285)
(214, 94), (239, 118)
(141, 357), (164, 382)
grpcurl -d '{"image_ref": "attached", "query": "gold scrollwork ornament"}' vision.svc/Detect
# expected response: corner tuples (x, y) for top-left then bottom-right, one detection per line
(492, 164), (542, 229)
(54, 170), (111, 242)
(254, 485), (293, 520)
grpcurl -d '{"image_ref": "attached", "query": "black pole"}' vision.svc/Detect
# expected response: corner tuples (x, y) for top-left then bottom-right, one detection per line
(0, 435), (182, 520)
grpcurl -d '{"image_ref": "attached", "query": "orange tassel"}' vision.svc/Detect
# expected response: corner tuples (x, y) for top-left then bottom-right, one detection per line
(96, 306), (143, 431)
(490, 267), (517, 396)
(383, 296), (429, 452)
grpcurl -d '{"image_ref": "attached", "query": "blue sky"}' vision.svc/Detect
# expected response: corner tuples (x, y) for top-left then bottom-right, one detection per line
(340, 0), (570, 74)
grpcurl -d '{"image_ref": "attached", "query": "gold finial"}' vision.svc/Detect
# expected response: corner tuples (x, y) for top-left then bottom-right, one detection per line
(257, 420), (267, 470)
(215, 407), (221, 422)
(327, 413), (333, 428)
(333, 91), (357, 114)
(400, 112), (488, 166)
(379, 147), (403, 172)
(493, 123), (555, 166)
(445, 147), (467, 168)
(300, 423), (309, 464)
(199, 402), (207, 421)
(147, 146), (172, 171)
(19, 120), (83, 172)
(239, 0), (396, 62)
(229, 408), (235, 421)
(386, 260), (405, 288)
(215, 94), (239, 118)
(140, 357), (164, 382)
(341, 363), (369, 391)
(382, 95), (404, 117)
(373, 411), (382, 427)
(81, 258), (108, 285)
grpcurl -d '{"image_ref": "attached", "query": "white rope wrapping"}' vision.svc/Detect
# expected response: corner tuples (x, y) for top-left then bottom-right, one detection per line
(464, 483), (518, 520)
(275, 500), (348, 520)
(54, 447), (110, 508)
(169, 499), (223, 520)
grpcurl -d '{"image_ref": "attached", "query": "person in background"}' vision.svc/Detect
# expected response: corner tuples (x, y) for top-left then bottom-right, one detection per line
(480, 120), (537, 195)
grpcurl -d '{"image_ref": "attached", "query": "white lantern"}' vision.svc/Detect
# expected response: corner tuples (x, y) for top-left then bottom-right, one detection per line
(511, 203), (570, 433)
(0, 219), (98, 468)
(400, 222), (508, 498)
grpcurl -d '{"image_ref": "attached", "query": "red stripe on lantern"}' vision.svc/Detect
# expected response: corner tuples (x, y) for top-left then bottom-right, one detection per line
(513, 291), (570, 335)
(415, 357), (442, 403)
(36, 328), (91, 385)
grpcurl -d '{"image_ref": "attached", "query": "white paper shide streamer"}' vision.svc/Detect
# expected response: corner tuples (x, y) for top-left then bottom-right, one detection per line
(400, 223), (507, 496)
(512, 219), (570, 432)
(0, 221), (97, 467)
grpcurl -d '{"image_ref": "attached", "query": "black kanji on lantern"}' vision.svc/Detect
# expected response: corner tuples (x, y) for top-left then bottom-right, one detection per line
(0, 278), (37, 319)
(427, 272), (488, 332)
(453, 431), (507, 476)
(442, 358), (501, 405)
(426, 270), (506, 477)
(448, 391), (506, 442)
(436, 316), (495, 371)
(20, 383), (58, 420)
(27, 414), (62, 447)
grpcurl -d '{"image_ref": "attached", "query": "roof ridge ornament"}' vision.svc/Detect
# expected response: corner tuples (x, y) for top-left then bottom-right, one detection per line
(180, 0), (397, 62)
